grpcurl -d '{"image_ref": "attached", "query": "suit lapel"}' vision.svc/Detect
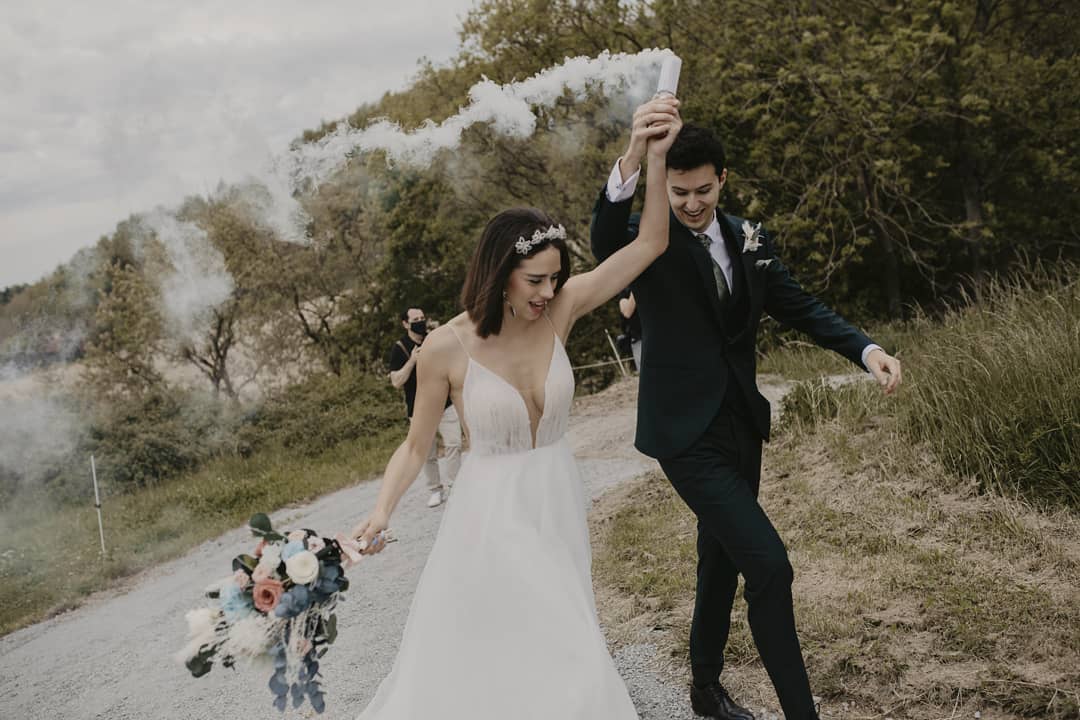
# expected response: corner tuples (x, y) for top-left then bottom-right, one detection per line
(675, 214), (728, 326)
(717, 213), (751, 300)
(718, 213), (762, 340)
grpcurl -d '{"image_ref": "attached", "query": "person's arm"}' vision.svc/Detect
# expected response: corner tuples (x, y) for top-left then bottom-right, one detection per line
(388, 345), (419, 389)
(354, 330), (454, 549)
(557, 101), (680, 329)
(759, 234), (902, 394)
(590, 97), (678, 263)
(618, 292), (637, 319)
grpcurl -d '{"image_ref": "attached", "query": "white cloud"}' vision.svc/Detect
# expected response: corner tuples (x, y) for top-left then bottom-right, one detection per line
(0, 0), (478, 287)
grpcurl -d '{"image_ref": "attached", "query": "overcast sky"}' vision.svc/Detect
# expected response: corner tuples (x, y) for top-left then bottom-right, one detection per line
(0, 0), (479, 288)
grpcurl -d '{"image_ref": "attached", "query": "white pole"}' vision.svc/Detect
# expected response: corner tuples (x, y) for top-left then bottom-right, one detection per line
(604, 330), (630, 378)
(91, 454), (106, 556)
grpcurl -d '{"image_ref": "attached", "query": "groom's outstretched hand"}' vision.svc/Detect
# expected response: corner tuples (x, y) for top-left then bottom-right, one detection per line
(866, 348), (902, 395)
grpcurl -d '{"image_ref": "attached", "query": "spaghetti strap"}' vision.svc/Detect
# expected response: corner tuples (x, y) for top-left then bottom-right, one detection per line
(447, 323), (472, 358)
(541, 311), (563, 344)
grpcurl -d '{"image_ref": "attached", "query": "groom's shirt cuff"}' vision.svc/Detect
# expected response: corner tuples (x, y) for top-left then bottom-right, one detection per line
(861, 343), (883, 371)
(606, 159), (640, 203)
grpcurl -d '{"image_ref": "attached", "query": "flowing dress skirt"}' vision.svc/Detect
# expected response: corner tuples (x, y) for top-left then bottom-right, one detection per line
(357, 438), (638, 719)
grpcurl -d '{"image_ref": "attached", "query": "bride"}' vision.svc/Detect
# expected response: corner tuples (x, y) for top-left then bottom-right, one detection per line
(349, 96), (681, 719)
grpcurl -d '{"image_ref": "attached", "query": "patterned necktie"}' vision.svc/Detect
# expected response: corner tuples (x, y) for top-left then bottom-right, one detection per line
(697, 233), (731, 305)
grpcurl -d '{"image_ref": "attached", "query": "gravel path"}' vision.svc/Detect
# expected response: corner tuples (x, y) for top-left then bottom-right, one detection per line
(0, 375), (816, 720)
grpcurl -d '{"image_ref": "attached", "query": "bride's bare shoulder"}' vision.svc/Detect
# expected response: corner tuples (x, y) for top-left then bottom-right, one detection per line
(419, 315), (472, 364)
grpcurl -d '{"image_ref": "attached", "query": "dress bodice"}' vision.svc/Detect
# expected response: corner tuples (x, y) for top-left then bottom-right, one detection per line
(452, 323), (574, 456)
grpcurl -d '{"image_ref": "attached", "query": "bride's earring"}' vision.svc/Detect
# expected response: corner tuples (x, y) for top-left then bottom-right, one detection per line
(503, 291), (516, 318)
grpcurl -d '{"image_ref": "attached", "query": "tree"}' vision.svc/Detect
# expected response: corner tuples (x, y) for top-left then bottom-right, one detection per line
(83, 261), (164, 400)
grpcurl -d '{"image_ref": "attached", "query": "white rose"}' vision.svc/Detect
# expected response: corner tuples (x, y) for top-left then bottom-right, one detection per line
(258, 544), (282, 570)
(284, 550), (320, 585)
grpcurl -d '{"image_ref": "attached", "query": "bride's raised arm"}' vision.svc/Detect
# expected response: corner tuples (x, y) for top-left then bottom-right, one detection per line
(556, 98), (681, 327)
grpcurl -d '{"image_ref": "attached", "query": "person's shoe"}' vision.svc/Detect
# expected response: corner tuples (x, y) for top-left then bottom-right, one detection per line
(689, 682), (755, 720)
(426, 489), (444, 508)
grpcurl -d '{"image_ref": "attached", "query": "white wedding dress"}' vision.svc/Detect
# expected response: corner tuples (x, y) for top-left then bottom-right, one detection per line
(357, 321), (638, 719)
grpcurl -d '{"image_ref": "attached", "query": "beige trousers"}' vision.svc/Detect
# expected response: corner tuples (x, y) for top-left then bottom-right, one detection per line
(419, 406), (462, 492)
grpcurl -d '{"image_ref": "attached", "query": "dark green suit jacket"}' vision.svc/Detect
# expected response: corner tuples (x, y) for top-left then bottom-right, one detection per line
(591, 188), (872, 459)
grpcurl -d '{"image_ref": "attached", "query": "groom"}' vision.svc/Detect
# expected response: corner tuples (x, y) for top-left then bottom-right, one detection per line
(591, 104), (901, 720)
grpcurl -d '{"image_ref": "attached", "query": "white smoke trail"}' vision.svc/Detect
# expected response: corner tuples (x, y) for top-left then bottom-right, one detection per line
(139, 210), (235, 341)
(250, 48), (672, 242)
(298, 49), (669, 178)
(0, 363), (82, 497)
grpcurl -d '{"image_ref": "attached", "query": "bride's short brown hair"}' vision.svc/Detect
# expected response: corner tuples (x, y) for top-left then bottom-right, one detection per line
(461, 207), (571, 337)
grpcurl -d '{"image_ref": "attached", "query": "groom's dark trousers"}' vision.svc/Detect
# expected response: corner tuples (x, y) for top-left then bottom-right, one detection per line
(591, 187), (873, 720)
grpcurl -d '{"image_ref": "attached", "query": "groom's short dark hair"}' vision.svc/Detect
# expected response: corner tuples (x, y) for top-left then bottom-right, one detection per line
(668, 124), (726, 177)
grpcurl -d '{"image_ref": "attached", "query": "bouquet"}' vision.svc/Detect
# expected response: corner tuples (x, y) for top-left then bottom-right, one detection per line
(177, 512), (374, 713)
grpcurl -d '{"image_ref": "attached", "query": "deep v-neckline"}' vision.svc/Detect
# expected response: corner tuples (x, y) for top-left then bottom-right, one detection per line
(466, 333), (560, 450)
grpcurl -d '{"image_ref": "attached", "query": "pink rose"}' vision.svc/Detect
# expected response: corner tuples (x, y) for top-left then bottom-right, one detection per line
(306, 536), (325, 553)
(252, 564), (273, 583)
(288, 530), (307, 542)
(252, 578), (284, 613)
(253, 539), (267, 558)
(233, 569), (251, 589)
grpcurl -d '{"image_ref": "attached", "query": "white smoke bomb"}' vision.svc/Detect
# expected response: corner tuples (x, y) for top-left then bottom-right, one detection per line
(656, 54), (682, 97)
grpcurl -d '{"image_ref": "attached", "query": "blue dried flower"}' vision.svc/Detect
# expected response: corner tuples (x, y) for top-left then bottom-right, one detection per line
(273, 585), (312, 619)
(219, 583), (253, 623)
(281, 540), (306, 561)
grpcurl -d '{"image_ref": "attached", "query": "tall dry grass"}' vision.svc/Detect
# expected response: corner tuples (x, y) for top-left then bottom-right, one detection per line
(899, 269), (1079, 507)
(778, 266), (1079, 508)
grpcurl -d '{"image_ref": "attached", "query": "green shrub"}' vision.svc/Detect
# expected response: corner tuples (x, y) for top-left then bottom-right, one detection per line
(238, 368), (402, 456)
(87, 388), (236, 491)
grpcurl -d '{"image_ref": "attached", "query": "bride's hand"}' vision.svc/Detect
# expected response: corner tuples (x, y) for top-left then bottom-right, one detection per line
(646, 102), (682, 159)
(352, 512), (390, 555)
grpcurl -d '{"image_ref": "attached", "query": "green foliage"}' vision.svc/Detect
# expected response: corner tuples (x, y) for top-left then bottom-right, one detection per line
(87, 388), (235, 491)
(238, 369), (403, 457)
(83, 260), (165, 399)
(0, 284), (28, 306)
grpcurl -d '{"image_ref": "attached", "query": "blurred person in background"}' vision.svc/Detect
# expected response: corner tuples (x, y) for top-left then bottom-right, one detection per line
(388, 307), (461, 508)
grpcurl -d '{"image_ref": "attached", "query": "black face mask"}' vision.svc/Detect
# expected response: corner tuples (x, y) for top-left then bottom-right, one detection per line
(410, 320), (428, 337)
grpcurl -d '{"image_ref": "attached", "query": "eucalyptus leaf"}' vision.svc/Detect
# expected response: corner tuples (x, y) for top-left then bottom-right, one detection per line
(249, 513), (273, 535)
(232, 554), (258, 573)
(326, 614), (338, 644)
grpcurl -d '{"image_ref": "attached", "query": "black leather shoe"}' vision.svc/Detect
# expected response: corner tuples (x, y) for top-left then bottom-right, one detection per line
(689, 682), (756, 720)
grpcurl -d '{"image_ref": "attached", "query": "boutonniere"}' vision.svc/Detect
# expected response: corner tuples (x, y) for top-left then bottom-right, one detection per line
(755, 259), (774, 269)
(741, 221), (763, 253)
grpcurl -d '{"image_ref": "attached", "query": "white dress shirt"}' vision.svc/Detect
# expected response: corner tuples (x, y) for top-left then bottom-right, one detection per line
(605, 159), (882, 370)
